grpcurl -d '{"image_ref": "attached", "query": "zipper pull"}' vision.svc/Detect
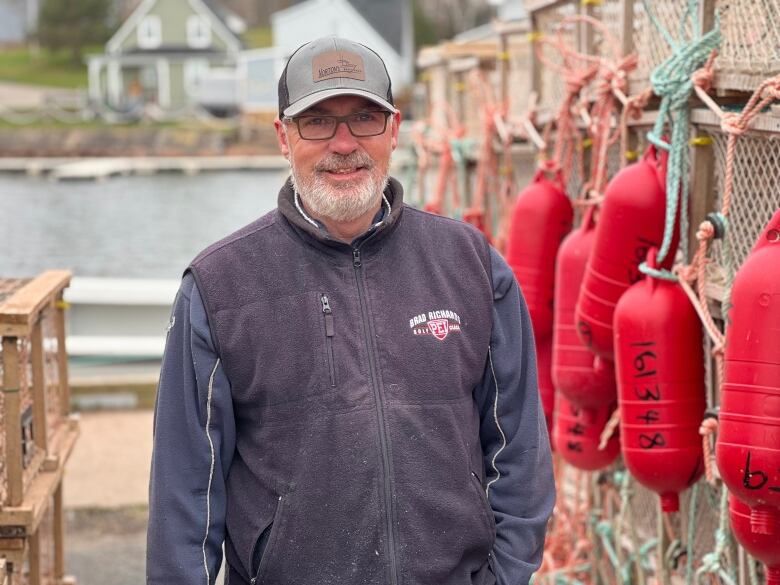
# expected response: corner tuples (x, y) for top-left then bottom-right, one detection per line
(320, 294), (332, 314)
(321, 294), (334, 337)
(352, 247), (362, 267)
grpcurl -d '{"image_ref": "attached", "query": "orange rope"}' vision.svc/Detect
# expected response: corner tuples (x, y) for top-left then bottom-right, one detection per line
(422, 101), (465, 215)
(699, 418), (719, 486)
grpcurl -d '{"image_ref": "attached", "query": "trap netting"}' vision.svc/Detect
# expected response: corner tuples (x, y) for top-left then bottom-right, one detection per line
(0, 279), (32, 506)
(703, 121), (780, 285)
(541, 461), (733, 585)
(715, 0), (780, 91)
(629, 1), (695, 94)
(534, 1), (580, 113)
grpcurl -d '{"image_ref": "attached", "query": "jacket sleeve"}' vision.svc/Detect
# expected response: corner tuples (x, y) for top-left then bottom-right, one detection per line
(474, 247), (556, 585)
(147, 273), (236, 585)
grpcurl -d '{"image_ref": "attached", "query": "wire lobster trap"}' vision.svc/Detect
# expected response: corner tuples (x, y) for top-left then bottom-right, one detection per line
(692, 109), (780, 298)
(595, 0), (780, 95)
(714, 0), (780, 92)
(526, 0), (581, 114)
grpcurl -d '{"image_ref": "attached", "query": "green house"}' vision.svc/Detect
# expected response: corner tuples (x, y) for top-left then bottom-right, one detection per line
(87, 0), (244, 114)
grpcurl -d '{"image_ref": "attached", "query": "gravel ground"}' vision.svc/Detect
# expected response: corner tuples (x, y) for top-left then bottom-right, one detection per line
(62, 412), (226, 584)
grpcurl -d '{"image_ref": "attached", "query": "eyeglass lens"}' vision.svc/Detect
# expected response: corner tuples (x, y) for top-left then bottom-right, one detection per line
(296, 111), (389, 139)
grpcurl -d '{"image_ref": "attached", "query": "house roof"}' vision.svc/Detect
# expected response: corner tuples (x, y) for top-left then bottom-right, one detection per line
(201, 0), (247, 40)
(106, 0), (244, 55)
(345, 0), (404, 55)
(286, 0), (405, 55)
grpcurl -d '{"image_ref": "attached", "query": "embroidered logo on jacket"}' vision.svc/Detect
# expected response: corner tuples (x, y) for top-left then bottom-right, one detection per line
(409, 309), (462, 341)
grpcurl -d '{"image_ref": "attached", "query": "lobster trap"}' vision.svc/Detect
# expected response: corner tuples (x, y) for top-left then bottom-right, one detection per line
(0, 271), (78, 585)
(693, 109), (780, 278)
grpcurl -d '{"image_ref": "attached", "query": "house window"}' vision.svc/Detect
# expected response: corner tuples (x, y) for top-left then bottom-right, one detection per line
(137, 15), (162, 49)
(187, 15), (212, 49)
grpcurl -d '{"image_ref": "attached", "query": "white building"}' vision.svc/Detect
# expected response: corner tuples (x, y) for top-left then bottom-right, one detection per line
(240, 0), (413, 113)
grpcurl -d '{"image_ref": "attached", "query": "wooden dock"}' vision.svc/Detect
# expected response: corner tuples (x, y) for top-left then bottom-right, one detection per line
(0, 155), (288, 181)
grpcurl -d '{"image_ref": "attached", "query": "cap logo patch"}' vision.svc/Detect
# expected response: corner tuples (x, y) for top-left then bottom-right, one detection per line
(312, 51), (366, 83)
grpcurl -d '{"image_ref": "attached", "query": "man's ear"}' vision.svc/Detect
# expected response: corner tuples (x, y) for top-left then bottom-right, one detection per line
(390, 110), (402, 151)
(274, 117), (291, 159)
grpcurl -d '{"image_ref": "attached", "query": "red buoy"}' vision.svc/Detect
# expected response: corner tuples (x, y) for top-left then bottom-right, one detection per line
(553, 394), (620, 471)
(552, 207), (617, 409)
(506, 164), (573, 341)
(576, 145), (678, 359)
(536, 338), (556, 446)
(717, 209), (780, 535)
(614, 249), (705, 513)
(729, 495), (780, 585)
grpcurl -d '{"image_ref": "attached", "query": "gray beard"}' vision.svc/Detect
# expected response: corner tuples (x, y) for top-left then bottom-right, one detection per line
(290, 151), (390, 223)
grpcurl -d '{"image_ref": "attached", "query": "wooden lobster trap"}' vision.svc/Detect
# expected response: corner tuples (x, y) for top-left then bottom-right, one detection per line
(0, 271), (79, 584)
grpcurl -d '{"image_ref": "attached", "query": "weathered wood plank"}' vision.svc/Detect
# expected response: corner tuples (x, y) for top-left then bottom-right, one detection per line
(0, 271), (71, 332)
(2, 337), (23, 507)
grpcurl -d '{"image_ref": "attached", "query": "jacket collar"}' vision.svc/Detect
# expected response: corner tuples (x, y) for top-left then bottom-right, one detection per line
(277, 175), (405, 251)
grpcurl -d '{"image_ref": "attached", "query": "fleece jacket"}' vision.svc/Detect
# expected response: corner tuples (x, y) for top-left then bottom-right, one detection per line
(146, 177), (555, 585)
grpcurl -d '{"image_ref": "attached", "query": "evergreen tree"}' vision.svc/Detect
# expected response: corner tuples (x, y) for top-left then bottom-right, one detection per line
(38, 0), (112, 63)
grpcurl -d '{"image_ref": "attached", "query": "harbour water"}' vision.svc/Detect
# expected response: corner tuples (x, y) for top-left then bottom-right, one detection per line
(0, 169), (290, 279)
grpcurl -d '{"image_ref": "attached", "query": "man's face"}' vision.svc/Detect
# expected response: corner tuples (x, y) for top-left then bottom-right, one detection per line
(275, 95), (401, 223)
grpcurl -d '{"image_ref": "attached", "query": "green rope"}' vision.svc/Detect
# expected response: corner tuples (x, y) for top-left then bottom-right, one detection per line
(694, 487), (736, 585)
(747, 553), (760, 585)
(685, 481), (700, 585)
(449, 137), (476, 220)
(399, 144), (421, 208)
(638, 263), (678, 281)
(643, 0), (722, 269)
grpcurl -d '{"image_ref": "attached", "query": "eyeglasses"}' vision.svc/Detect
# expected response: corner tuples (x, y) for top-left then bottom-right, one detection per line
(284, 110), (391, 140)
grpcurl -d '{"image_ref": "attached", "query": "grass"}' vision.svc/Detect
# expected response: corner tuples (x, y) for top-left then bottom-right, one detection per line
(242, 26), (273, 49)
(0, 45), (102, 89)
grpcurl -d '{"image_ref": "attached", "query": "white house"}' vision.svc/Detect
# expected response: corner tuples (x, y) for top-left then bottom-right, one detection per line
(257, 0), (414, 110)
(0, 0), (39, 45)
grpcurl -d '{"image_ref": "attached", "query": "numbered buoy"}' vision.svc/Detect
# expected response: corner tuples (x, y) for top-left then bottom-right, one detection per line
(553, 394), (620, 471)
(717, 209), (780, 535)
(614, 249), (706, 512)
(576, 145), (678, 359)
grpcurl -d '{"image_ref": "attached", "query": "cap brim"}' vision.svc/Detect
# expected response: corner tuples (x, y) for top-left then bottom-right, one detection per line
(283, 88), (397, 117)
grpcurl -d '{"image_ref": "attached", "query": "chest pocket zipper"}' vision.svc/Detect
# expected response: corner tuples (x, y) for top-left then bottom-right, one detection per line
(321, 294), (336, 387)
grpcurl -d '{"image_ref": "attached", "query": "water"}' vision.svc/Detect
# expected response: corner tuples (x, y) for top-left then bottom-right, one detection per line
(0, 170), (290, 279)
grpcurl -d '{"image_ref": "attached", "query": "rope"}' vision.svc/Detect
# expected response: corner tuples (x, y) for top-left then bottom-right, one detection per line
(598, 408), (620, 451)
(699, 417), (719, 486)
(694, 487), (737, 585)
(685, 482), (699, 584)
(643, 0), (722, 267)
(422, 101), (465, 216)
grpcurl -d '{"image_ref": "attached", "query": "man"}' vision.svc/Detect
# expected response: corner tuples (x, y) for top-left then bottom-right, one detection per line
(147, 37), (554, 585)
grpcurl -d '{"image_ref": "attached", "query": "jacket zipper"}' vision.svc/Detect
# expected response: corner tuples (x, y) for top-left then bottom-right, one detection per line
(352, 246), (399, 585)
(320, 294), (336, 387)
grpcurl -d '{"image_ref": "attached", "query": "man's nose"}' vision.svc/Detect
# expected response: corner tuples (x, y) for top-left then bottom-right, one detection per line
(328, 120), (359, 154)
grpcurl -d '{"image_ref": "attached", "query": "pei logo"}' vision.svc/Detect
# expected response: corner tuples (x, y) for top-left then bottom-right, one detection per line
(409, 309), (462, 342)
(427, 319), (449, 340)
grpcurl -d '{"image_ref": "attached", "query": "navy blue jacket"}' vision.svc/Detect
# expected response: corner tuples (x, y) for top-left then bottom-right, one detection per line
(147, 181), (555, 584)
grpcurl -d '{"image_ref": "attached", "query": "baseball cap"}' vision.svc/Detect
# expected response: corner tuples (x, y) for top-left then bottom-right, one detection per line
(278, 37), (396, 118)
